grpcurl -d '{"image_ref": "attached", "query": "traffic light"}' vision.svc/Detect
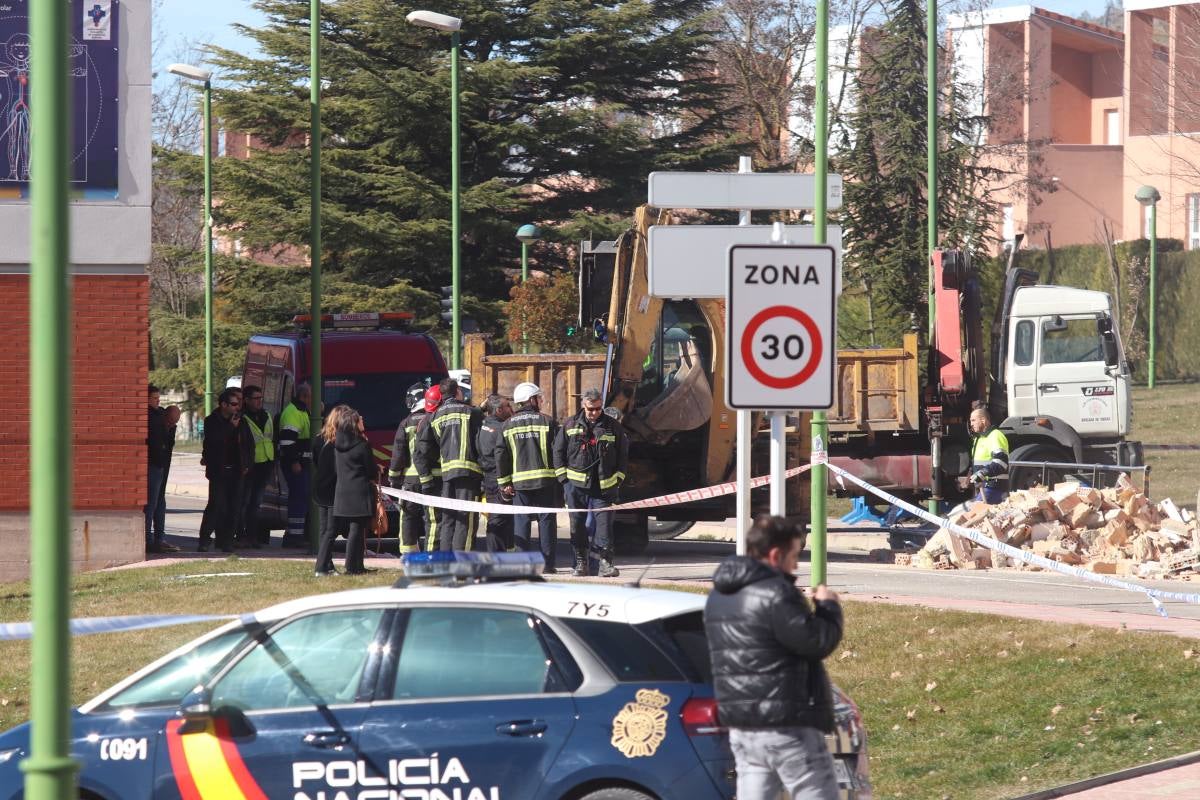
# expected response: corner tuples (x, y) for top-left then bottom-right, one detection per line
(439, 285), (454, 325)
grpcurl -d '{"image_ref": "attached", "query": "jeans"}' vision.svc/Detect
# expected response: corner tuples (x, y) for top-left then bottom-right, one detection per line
(729, 727), (840, 800)
(564, 483), (613, 556)
(514, 486), (557, 562)
(144, 464), (166, 545)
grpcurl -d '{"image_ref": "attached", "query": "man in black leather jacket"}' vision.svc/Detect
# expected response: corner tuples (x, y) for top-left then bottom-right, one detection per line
(704, 515), (844, 799)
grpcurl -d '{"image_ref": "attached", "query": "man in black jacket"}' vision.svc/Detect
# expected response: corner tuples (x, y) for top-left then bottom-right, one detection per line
(476, 393), (514, 553)
(704, 515), (843, 799)
(199, 388), (254, 553)
(497, 382), (559, 568)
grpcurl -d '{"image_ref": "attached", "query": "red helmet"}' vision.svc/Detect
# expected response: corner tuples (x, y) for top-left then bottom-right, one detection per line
(423, 385), (443, 412)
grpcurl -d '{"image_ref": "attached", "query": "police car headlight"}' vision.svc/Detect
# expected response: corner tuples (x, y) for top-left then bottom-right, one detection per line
(0, 747), (21, 765)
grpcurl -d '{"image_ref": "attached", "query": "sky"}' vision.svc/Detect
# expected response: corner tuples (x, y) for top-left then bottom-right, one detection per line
(156, 0), (1115, 70)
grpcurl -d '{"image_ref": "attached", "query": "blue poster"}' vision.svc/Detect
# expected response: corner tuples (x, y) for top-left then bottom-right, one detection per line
(0, 0), (120, 198)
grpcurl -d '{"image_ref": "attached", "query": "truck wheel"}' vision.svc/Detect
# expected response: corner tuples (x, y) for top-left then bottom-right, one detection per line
(613, 515), (650, 555)
(1008, 443), (1074, 491)
(578, 788), (654, 800)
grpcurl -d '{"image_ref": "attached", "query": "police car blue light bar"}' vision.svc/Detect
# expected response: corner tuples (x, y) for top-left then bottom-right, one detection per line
(401, 551), (545, 578)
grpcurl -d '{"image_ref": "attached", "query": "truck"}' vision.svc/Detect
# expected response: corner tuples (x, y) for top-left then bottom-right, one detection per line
(468, 207), (1143, 552)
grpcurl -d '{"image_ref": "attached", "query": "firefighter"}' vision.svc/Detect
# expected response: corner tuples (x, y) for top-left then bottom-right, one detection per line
(388, 384), (441, 554)
(278, 383), (313, 547)
(415, 378), (483, 551)
(968, 404), (1010, 505)
(554, 387), (627, 578)
(497, 382), (560, 569)
(477, 393), (515, 553)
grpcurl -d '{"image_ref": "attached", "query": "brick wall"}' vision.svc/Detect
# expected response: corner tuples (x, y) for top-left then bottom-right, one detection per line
(0, 275), (149, 511)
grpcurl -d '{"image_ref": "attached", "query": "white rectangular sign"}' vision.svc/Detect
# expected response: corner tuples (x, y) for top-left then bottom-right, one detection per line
(648, 224), (842, 298)
(726, 245), (837, 411)
(648, 172), (842, 210)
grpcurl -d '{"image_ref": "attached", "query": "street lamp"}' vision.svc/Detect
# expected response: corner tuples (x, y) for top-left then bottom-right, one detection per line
(516, 223), (540, 283)
(407, 9), (464, 370)
(1135, 184), (1161, 389)
(167, 62), (216, 415)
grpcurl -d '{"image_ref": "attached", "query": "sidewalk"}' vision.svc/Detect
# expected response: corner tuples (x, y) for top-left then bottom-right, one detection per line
(165, 452), (208, 499)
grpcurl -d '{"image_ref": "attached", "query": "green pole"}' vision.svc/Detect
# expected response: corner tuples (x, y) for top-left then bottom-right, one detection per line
(450, 30), (462, 371)
(809, 0), (829, 587)
(1148, 202), (1157, 389)
(309, 0), (323, 551)
(22, 0), (78, 796)
(927, 0), (938, 342)
(520, 241), (528, 354)
(203, 81), (214, 416)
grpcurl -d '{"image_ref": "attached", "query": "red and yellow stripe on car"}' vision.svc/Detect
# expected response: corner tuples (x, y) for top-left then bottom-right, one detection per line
(166, 718), (268, 800)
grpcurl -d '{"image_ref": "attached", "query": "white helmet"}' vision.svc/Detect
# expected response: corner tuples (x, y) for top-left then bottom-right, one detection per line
(513, 381), (542, 404)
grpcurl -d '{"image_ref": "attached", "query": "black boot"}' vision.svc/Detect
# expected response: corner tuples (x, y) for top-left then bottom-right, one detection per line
(572, 548), (588, 577)
(598, 551), (620, 578)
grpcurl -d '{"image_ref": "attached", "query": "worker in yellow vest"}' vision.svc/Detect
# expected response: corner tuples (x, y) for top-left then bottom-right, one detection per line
(968, 405), (1010, 505)
(240, 384), (276, 547)
(279, 383), (313, 547)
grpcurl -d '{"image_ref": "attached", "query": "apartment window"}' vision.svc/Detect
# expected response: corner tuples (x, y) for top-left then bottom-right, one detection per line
(1104, 109), (1120, 145)
(1188, 194), (1200, 250)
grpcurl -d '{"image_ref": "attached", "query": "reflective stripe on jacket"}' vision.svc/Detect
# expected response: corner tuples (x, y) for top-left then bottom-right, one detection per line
(416, 400), (483, 481)
(496, 408), (559, 490)
(278, 401), (312, 464)
(388, 411), (440, 488)
(552, 411), (629, 493)
(971, 427), (1010, 487)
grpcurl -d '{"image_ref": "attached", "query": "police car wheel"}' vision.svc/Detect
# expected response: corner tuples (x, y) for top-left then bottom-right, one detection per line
(578, 788), (654, 800)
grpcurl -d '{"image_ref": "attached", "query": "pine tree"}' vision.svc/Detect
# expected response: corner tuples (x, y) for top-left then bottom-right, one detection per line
(207, 0), (739, 294)
(837, 0), (999, 346)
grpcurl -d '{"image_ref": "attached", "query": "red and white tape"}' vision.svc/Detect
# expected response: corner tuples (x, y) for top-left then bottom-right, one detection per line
(380, 464), (813, 517)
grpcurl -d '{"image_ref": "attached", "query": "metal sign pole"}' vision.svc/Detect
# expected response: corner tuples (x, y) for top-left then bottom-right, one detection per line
(769, 222), (790, 517)
(735, 155), (753, 556)
(810, 0), (830, 586)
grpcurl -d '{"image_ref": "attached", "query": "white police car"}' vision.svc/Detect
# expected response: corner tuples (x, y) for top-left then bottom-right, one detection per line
(0, 553), (870, 799)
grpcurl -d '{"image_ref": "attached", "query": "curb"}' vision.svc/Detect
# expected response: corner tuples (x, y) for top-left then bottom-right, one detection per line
(1010, 750), (1200, 799)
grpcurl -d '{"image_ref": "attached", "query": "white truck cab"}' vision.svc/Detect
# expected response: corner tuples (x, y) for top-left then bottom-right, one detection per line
(1002, 284), (1136, 474)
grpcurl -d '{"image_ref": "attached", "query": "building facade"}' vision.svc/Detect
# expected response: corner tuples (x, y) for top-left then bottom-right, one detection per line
(949, 2), (1200, 250)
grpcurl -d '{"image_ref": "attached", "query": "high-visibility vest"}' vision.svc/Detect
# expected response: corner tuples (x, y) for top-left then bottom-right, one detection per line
(245, 413), (275, 464)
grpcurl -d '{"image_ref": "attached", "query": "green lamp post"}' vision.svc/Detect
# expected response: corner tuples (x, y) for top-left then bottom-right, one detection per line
(407, 9), (465, 370)
(1135, 184), (1160, 389)
(167, 63), (215, 415)
(516, 223), (540, 283)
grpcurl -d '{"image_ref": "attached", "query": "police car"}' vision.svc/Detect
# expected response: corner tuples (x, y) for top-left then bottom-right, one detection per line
(0, 554), (871, 799)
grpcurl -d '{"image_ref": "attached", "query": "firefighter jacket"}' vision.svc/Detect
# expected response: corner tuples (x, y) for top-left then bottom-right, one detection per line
(476, 414), (506, 488)
(243, 408), (275, 465)
(553, 410), (629, 495)
(278, 401), (312, 467)
(415, 399), (484, 482)
(496, 407), (559, 491)
(388, 410), (439, 489)
(970, 427), (1010, 488)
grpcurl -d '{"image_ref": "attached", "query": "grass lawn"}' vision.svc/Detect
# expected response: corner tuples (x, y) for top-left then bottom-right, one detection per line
(1131, 382), (1198, 510)
(3, 561), (1200, 798)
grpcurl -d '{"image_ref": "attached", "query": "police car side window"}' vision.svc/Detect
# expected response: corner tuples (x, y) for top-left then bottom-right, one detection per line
(100, 630), (249, 711)
(211, 609), (385, 712)
(562, 619), (684, 682)
(390, 608), (552, 699)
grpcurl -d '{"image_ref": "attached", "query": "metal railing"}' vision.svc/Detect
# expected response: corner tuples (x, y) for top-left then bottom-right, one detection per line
(1008, 460), (1150, 495)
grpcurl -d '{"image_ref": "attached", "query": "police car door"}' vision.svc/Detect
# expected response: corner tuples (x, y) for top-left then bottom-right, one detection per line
(360, 605), (578, 799)
(153, 607), (391, 799)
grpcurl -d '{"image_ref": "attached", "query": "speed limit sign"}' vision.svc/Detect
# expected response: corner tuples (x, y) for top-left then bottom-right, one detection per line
(726, 244), (836, 410)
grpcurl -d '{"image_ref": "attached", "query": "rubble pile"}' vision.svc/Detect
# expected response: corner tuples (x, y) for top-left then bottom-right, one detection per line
(906, 475), (1200, 580)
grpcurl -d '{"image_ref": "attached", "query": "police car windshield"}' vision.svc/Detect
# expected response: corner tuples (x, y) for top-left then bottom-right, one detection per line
(322, 372), (441, 431)
(93, 629), (249, 712)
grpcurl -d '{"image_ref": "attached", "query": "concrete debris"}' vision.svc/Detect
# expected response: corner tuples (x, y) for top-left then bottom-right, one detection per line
(910, 476), (1200, 580)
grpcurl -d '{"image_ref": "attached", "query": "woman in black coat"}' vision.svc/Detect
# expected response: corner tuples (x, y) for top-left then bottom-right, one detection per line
(313, 405), (350, 576)
(334, 408), (377, 574)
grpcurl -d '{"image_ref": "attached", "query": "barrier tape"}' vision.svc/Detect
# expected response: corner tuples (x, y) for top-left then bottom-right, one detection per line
(0, 613), (241, 642)
(381, 465), (813, 517)
(824, 462), (1200, 616)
